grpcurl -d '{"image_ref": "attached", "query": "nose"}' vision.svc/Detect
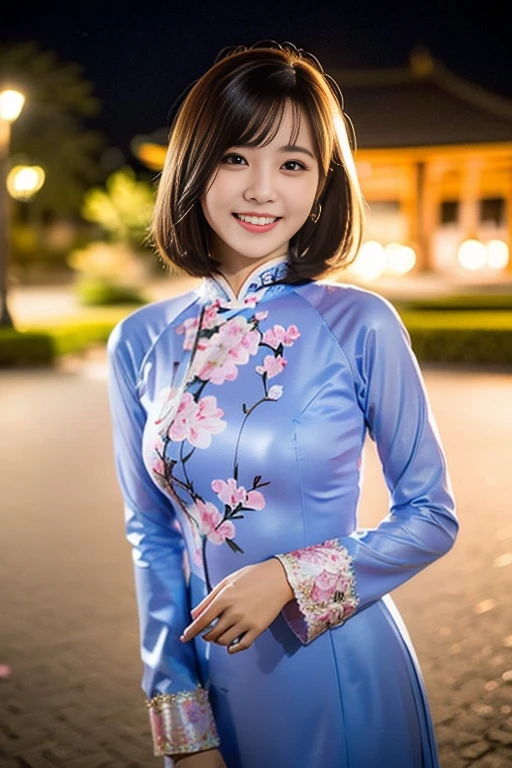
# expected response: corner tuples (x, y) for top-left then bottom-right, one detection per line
(243, 164), (277, 204)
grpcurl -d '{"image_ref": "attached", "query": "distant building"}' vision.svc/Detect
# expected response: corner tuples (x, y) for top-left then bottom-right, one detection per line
(133, 48), (512, 280)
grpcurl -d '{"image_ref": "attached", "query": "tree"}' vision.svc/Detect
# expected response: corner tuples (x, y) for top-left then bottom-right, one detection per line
(0, 41), (107, 220)
(81, 166), (155, 249)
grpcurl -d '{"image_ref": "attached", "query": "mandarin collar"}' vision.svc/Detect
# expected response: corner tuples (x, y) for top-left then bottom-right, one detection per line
(201, 257), (289, 308)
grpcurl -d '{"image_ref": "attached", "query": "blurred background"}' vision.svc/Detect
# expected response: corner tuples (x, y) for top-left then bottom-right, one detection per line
(0, 1), (511, 767)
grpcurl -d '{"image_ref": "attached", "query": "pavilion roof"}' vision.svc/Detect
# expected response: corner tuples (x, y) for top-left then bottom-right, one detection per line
(330, 48), (512, 148)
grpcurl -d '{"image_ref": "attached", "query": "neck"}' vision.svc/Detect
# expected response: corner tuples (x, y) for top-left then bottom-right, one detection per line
(218, 253), (288, 298)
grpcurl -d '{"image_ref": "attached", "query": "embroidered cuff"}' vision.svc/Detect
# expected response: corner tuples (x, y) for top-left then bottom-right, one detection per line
(146, 686), (220, 757)
(275, 538), (359, 644)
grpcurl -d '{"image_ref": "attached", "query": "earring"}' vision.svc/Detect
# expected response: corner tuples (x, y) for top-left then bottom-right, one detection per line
(309, 201), (322, 223)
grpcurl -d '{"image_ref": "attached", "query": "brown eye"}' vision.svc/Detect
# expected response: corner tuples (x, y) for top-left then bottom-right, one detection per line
(282, 160), (306, 171)
(221, 153), (247, 165)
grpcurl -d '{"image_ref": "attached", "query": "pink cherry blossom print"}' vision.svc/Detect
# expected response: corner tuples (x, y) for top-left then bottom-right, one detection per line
(202, 301), (222, 329)
(176, 316), (200, 350)
(256, 354), (287, 379)
(168, 393), (226, 449)
(154, 387), (180, 434)
(152, 454), (168, 489)
(168, 392), (200, 442)
(245, 489), (265, 510)
(194, 499), (236, 545)
(191, 316), (261, 385)
(263, 324), (301, 349)
(176, 304), (222, 350)
(212, 478), (246, 507)
(211, 478), (266, 511)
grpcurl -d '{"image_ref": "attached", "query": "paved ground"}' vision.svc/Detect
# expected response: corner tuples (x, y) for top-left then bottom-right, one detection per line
(0, 355), (511, 767)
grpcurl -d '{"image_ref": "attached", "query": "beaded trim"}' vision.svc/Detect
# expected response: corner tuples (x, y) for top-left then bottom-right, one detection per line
(276, 539), (359, 644)
(146, 687), (220, 756)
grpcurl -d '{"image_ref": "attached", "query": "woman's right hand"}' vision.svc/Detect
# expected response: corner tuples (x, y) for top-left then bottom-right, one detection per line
(172, 748), (227, 767)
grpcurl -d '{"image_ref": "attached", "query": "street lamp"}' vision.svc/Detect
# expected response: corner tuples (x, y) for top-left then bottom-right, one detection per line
(7, 165), (46, 201)
(0, 88), (26, 327)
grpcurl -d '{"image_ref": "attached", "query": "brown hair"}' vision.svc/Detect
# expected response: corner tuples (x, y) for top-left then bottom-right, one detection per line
(150, 42), (365, 282)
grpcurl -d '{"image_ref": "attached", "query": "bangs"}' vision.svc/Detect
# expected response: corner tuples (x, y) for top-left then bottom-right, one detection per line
(219, 89), (304, 152)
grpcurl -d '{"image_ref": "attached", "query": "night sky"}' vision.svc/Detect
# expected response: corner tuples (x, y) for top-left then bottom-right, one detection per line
(2, 0), (510, 165)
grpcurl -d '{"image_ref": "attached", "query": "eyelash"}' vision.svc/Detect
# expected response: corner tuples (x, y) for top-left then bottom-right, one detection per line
(221, 153), (308, 172)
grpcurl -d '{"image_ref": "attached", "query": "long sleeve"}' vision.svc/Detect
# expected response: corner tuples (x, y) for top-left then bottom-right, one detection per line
(275, 294), (458, 644)
(107, 316), (220, 756)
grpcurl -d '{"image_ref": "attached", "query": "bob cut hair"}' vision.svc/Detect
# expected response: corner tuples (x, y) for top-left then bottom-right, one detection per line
(150, 41), (365, 283)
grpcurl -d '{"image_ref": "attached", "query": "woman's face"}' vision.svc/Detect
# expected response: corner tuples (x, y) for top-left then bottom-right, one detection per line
(201, 103), (320, 274)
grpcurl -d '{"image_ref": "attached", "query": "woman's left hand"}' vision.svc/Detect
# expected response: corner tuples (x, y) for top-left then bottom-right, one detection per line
(180, 558), (294, 653)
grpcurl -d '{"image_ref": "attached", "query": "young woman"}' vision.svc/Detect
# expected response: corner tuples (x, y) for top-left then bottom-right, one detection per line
(107, 41), (458, 768)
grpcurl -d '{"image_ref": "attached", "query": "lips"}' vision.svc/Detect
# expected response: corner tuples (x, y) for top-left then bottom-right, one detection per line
(232, 214), (281, 234)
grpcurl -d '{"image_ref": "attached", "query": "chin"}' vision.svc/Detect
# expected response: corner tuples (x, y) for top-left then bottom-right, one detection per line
(230, 238), (290, 260)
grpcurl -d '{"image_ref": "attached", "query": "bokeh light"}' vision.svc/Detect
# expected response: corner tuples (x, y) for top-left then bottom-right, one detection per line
(486, 239), (509, 270)
(6, 165), (46, 200)
(385, 243), (417, 274)
(458, 239), (487, 271)
(350, 241), (387, 280)
(0, 89), (25, 122)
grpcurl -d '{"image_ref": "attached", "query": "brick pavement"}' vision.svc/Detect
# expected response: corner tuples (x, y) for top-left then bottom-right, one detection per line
(0, 361), (511, 767)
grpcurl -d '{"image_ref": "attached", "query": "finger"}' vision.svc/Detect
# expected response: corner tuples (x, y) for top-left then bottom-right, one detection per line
(181, 601), (223, 641)
(227, 630), (256, 654)
(202, 615), (237, 643)
(214, 624), (248, 647)
(191, 580), (225, 618)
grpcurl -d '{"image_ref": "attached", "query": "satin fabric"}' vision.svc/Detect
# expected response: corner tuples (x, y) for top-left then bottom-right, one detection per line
(107, 262), (458, 768)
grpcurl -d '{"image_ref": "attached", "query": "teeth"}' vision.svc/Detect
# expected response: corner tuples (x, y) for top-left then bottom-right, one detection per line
(236, 214), (278, 225)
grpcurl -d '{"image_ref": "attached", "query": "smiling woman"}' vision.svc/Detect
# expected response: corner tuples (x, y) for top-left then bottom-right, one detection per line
(200, 107), (320, 291)
(107, 41), (457, 768)
(150, 42), (364, 285)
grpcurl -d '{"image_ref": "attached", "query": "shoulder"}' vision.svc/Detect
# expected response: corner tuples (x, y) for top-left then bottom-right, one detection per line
(107, 289), (199, 374)
(293, 279), (407, 337)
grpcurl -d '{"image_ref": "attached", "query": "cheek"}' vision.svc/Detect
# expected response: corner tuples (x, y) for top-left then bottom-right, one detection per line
(204, 174), (234, 211)
(289, 178), (319, 218)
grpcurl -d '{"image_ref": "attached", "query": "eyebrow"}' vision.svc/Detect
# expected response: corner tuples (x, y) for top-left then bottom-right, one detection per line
(235, 143), (316, 160)
(279, 144), (316, 160)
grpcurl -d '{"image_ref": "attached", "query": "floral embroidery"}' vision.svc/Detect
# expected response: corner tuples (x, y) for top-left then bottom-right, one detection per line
(262, 323), (301, 349)
(152, 298), (300, 588)
(275, 539), (359, 644)
(168, 392), (226, 449)
(189, 498), (236, 545)
(146, 687), (219, 756)
(190, 314), (261, 385)
(256, 354), (287, 379)
(212, 477), (266, 511)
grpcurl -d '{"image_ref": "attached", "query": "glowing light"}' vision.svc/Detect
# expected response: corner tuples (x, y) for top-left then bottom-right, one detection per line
(6, 165), (46, 200)
(458, 239), (487, 271)
(355, 161), (372, 180)
(385, 243), (416, 274)
(350, 241), (387, 280)
(0, 89), (25, 122)
(486, 239), (509, 270)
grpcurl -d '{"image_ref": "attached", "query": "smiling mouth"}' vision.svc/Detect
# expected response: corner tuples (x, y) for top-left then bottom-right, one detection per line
(233, 214), (281, 226)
